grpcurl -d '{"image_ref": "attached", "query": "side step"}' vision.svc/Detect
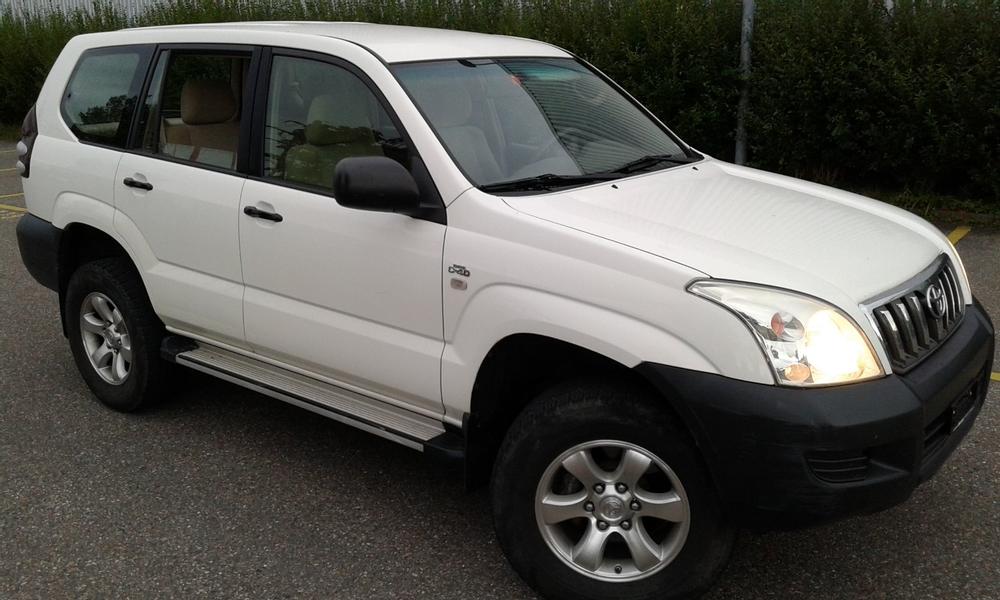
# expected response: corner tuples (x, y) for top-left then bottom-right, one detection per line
(162, 336), (462, 458)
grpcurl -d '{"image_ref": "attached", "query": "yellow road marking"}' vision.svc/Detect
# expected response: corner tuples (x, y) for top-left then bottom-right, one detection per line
(992, 372), (1000, 382)
(0, 203), (26, 212)
(0, 167), (18, 173)
(0, 192), (23, 200)
(947, 226), (971, 245)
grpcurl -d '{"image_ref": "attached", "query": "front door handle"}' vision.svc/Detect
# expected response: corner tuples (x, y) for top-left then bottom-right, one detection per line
(123, 177), (153, 191)
(243, 205), (283, 223)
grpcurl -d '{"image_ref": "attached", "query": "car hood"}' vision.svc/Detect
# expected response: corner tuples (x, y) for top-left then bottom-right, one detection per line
(501, 159), (950, 305)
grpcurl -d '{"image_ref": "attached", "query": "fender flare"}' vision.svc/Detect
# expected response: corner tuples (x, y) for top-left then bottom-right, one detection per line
(441, 283), (723, 417)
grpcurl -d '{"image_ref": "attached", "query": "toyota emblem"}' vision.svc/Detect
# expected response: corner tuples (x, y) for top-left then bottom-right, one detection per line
(925, 283), (947, 319)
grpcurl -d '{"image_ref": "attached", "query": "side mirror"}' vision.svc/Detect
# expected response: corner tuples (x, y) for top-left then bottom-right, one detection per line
(333, 156), (421, 214)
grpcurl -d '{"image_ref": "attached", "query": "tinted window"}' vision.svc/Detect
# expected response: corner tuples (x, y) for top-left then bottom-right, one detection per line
(263, 55), (406, 190)
(140, 51), (251, 170)
(393, 58), (686, 186)
(62, 46), (151, 147)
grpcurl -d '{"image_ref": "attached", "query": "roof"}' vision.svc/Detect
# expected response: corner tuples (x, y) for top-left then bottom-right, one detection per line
(130, 21), (571, 63)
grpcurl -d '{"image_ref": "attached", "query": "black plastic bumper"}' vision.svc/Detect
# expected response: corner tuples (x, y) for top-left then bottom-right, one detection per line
(637, 299), (994, 530)
(16, 212), (61, 292)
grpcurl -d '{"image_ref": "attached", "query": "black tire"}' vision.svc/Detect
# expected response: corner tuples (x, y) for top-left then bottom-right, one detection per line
(491, 379), (733, 600)
(65, 257), (167, 412)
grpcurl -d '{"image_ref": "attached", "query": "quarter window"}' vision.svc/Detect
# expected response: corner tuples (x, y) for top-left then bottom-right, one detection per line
(140, 51), (252, 170)
(62, 46), (151, 148)
(263, 55), (407, 190)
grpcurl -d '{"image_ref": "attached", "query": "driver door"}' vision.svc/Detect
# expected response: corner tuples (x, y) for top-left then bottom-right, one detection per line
(238, 50), (446, 415)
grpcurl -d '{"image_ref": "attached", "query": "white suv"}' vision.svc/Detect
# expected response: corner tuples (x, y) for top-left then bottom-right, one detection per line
(15, 22), (994, 600)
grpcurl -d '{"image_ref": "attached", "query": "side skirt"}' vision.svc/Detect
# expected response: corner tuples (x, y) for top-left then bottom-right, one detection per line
(162, 336), (465, 460)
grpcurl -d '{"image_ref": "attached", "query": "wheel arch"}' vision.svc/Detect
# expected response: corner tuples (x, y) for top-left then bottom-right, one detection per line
(56, 222), (140, 336)
(462, 333), (707, 489)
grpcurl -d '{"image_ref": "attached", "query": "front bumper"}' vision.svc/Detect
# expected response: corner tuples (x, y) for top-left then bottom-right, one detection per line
(638, 299), (994, 530)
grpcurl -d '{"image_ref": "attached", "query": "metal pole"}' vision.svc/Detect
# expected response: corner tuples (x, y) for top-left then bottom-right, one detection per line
(734, 0), (755, 165)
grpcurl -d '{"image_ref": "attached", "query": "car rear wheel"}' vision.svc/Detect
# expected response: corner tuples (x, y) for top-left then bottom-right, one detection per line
(66, 258), (167, 412)
(491, 379), (733, 600)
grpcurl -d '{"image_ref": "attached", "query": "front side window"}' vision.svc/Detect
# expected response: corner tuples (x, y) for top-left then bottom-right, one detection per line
(62, 46), (151, 147)
(393, 58), (693, 190)
(140, 51), (251, 170)
(263, 55), (407, 190)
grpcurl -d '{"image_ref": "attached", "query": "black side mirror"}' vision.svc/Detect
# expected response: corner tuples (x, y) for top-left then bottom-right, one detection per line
(333, 156), (421, 214)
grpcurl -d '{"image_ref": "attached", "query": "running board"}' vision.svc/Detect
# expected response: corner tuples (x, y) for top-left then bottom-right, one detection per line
(163, 338), (454, 454)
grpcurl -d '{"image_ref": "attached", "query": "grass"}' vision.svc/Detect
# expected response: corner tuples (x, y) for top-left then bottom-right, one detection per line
(870, 190), (1000, 226)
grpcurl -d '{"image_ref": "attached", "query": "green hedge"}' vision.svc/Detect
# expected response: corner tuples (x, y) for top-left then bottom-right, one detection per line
(750, 0), (999, 202)
(1, 0), (996, 201)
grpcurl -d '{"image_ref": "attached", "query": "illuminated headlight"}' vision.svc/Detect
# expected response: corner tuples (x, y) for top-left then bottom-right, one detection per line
(689, 281), (883, 386)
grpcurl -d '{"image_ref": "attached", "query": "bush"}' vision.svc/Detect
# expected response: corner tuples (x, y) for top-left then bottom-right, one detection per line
(0, 0), (996, 201)
(749, 0), (999, 200)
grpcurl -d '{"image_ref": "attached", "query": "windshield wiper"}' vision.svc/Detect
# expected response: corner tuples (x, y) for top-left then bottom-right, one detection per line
(478, 172), (620, 194)
(609, 153), (700, 175)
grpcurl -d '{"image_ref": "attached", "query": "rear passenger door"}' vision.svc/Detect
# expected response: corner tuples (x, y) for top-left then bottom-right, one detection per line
(114, 45), (258, 348)
(238, 50), (447, 415)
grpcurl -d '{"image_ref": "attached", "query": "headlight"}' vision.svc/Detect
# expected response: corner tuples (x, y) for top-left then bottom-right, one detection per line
(689, 281), (883, 387)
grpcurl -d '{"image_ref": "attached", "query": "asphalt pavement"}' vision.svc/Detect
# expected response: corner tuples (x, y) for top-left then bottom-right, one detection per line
(1, 140), (998, 599)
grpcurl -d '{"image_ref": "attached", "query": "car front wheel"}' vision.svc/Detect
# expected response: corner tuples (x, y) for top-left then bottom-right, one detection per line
(491, 379), (733, 600)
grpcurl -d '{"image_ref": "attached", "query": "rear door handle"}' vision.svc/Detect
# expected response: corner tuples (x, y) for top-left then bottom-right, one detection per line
(243, 206), (283, 223)
(123, 177), (153, 191)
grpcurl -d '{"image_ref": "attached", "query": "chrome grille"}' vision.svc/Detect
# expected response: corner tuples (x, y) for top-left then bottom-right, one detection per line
(866, 258), (965, 373)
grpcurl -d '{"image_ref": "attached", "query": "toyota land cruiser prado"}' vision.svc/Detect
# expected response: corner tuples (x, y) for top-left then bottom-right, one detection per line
(15, 23), (994, 600)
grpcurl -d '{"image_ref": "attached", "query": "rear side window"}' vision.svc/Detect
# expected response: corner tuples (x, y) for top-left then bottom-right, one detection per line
(139, 50), (252, 171)
(61, 46), (152, 148)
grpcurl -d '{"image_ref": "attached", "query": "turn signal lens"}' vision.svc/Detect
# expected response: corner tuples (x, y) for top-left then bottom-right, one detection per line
(770, 311), (804, 341)
(783, 362), (812, 383)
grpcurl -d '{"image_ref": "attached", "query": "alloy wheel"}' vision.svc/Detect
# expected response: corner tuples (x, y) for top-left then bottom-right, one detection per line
(534, 439), (691, 582)
(79, 292), (132, 385)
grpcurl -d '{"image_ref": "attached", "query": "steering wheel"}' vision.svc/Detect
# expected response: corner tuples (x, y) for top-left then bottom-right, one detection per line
(528, 127), (587, 162)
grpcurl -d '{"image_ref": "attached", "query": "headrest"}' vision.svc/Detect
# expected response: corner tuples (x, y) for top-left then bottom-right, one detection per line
(181, 80), (237, 125)
(304, 94), (373, 146)
(413, 79), (472, 128)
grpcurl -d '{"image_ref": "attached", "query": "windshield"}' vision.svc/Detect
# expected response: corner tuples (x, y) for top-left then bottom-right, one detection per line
(393, 58), (692, 190)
